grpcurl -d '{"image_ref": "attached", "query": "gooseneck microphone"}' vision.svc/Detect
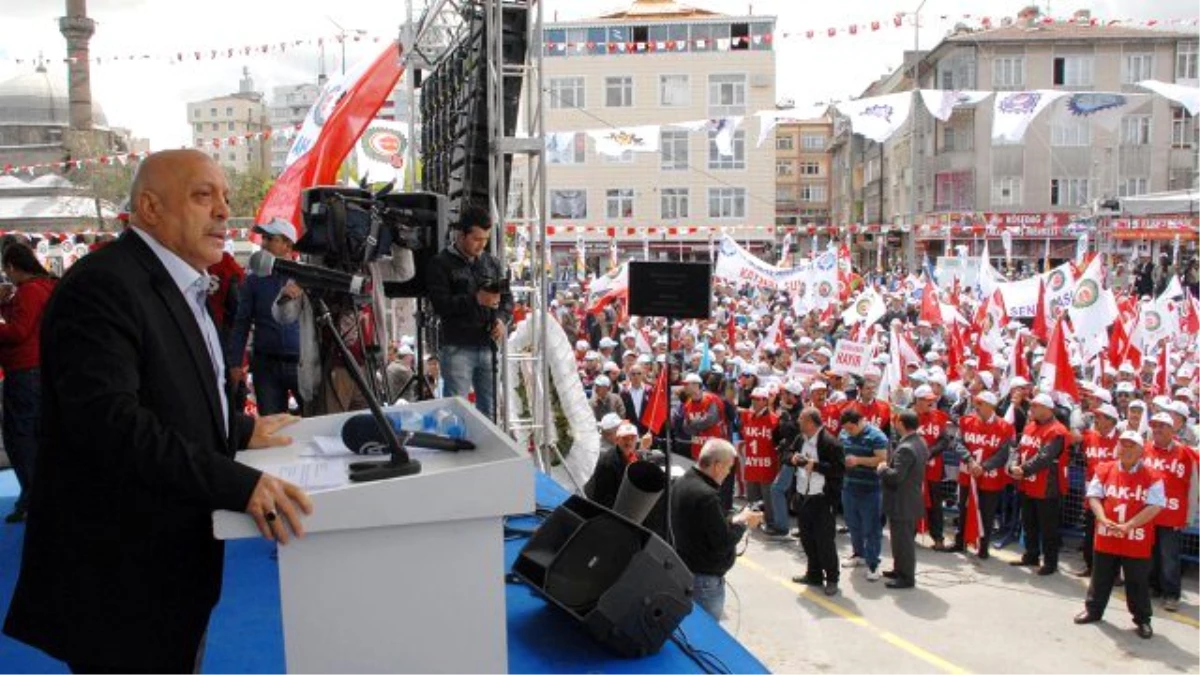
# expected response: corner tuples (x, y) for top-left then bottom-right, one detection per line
(250, 250), (368, 295)
(341, 413), (476, 454)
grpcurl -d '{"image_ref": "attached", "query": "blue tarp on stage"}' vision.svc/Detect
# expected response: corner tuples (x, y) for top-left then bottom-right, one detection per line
(0, 469), (768, 673)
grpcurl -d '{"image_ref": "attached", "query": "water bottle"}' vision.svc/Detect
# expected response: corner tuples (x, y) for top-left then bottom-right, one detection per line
(397, 409), (424, 433)
(421, 411), (439, 433)
(435, 410), (466, 440)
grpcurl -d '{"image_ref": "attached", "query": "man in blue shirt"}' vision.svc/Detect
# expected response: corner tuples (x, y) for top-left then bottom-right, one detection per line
(839, 407), (890, 581)
(227, 219), (303, 415)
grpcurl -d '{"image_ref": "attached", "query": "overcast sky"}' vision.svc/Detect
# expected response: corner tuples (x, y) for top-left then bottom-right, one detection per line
(0, 0), (1195, 151)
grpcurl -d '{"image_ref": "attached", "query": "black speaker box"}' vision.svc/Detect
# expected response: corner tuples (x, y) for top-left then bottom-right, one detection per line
(512, 495), (693, 658)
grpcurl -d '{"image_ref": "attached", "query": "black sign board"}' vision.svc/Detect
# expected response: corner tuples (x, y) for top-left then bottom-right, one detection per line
(627, 262), (711, 320)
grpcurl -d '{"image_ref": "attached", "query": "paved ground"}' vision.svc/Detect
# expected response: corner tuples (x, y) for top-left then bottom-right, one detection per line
(718, 522), (1199, 674)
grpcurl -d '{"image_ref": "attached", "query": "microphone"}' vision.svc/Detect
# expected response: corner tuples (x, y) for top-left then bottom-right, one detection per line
(341, 413), (476, 454)
(250, 250), (368, 295)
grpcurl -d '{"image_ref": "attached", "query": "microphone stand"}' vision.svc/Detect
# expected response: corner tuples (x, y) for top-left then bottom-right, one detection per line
(311, 296), (421, 481)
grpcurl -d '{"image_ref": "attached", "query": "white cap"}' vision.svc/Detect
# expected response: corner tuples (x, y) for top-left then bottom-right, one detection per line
(809, 381), (827, 391)
(576, 340), (590, 350)
(978, 372), (995, 390)
(637, 354), (653, 365)
(1009, 376), (1030, 388)
(975, 391), (999, 407)
(599, 337), (617, 349)
(599, 413), (623, 431)
(1168, 400), (1190, 417)
(784, 380), (805, 396)
(1030, 393), (1055, 408)
(914, 385), (936, 400)
(712, 344), (727, 353)
(817, 347), (833, 358)
(254, 217), (299, 243)
(1119, 430), (1144, 445)
(1116, 382), (1136, 394)
(593, 375), (612, 388)
(1095, 403), (1119, 420)
(605, 362), (622, 374)
(1175, 388), (1196, 400)
(615, 423), (639, 438)
(397, 345), (414, 357)
(1118, 363), (1136, 375)
(1147, 410), (1176, 425)
(711, 363), (725, 375)
(655, 354), (667, 363)
(964, 358), (978, 368)
(1129, 399), (1147, 410)
(684, 373), (704, 384)
(918, 320), (931, 328)
(751, 387), (770, 399)
(925, 351), (940, 363)
(1152, 395), (1171, 410)
(929, 372), (948, 387)
(585, 351), (600, 360)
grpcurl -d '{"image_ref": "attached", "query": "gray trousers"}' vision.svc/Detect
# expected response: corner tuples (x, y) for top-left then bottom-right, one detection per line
(889, 518), (917, 584)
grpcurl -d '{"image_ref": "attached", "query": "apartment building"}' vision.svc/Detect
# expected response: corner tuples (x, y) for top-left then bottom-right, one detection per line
(774, 117), (833, 256)
(268, 83), (320, 176)
(537, 0), (777, 262)
(187, 68), (269, 174)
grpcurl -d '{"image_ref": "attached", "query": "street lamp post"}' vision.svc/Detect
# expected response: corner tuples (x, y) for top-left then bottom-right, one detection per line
(906, 0), (927, 273)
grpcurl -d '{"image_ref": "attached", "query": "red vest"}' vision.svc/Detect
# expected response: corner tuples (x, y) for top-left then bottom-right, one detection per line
(684, 391), (727, 459)
(1092, 461), (1162, 559)
(1142, 441), (1198, 528)
(917, 409), (951, 482)
(1081, 429), (1120, 483)
(846, 398), (891, 432)
(1015, 419), (1070, 499)
(957, 414), (1015, 491)
(740, 409), (780, 483)
(820, 401), (845, 436)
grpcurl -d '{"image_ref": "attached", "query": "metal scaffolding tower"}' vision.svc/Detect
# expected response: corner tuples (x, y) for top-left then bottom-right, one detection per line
(408, 0), (558, 475)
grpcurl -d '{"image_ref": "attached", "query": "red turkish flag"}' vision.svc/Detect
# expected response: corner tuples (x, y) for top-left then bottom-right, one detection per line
(919, 279), (941, 324)
(1183, 290), (1200, 336)
(255, 41), (405, 230)
(1042, 315), (1080, 401)
(1031, 278), (1050, 343)
(641, 366), (670, 435)
(961, 476), (983, 550)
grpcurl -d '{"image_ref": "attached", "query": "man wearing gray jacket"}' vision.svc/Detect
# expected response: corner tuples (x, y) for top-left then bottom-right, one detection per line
(878, 409), (929, 590)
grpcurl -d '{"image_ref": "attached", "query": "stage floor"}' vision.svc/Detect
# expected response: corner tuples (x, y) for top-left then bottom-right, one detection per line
(0, 470), (767, 674)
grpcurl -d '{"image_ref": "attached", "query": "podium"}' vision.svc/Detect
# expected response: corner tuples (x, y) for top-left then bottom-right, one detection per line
(213, 397), (534, 673)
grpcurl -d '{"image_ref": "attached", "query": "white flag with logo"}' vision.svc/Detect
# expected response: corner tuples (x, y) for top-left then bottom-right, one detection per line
(836, 92), (913, 143)
(1067, 256), (1118, 342)
(355, 120), (409, 184)
(842, 287), (886, 326)
(1052, 92), (1151, 133)
(992, 90), (1066, 143)
(587, 125), (660, 157)
(918, 90), (992, 122)
(808, 247), (840, 310)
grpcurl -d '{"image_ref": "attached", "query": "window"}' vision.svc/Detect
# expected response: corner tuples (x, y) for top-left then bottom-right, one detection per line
(1051, 119), (1091, 146)
(602, 150), (634, 164)
(1172, 107), (1197, 148)
(549, 77), (585, 109)
(507, 179), (526, 219)
(210, 107), (217, 116)
(993, 56), (1025, 88)
(775, 186), (795, 202)
(1177, 42), (1198, 80)
(799, 184), (827, 202)
(543, 28), (565, 56)
(649, 24), (689, 50)
(800, 161), (821, 175)
(660, 75), (689, 107)
(606, 189), (634, 219)
(1119, 177), (1149, 197)
(708, 74), (746, 116)
(690, 24), (713, 52)
(1050, 178), (1089, 206)
(227, 121), (235, 131)
(661, 188), (689, 219)
(776, 160), (794, 176)
(660, 130), (689, 170)
(776, 135), (794, 150)
(708, 130), (746, 169)
(194, 123), (203, 133)
(546, 132), (586, 164)
(731, 22), (750, 51)
(1122, 53), (1154, 84)
(801, 133), (825, 150)
(943, 126), (958, 152)
(194, 108), (202, 119)
(936, 53), (977, 90)
(1052, 55), (1094, 86)
(227, 152), (236, 162)
(1120, 115), (1151, 145)
(605, 76), (633, 107)
(708, 187), (746, 218)
(934, 170), (974, 210)
(211, 123), (219, 132)
(225, 106), (233, 117)
(992, 176), (1022, 206)
(550, 190), (587, 219)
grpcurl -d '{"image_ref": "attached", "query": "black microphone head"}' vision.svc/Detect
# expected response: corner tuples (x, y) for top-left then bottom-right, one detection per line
(249, 250), (276, 277)
(342, 413), (390, 455)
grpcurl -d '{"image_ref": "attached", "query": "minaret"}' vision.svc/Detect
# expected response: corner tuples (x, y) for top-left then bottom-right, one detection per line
(59, 0), (96, 131)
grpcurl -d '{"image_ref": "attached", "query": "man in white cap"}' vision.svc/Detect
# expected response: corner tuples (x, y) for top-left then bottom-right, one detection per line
(951, 391), (1015, 558)
(1074, 430), (1164, 640)
(1000, 376), (1032, 434)
(912, 384), (954, 550)
(598, 336), (618, 362)
(596, 412), (623, 453)
(589, 375), (625, 421)
(1165, 399), (1198, 446)
(227, 217), (302, 415)
(1074, 403), (1121, 577)
(740, 388), (786, 536)
(681, 373), (728, 462)
(1008, 392), (1071, 575)
(1142, 412), (1197, 612)
(584, 421), (641, 511)
(1121, 398), (1150, 436)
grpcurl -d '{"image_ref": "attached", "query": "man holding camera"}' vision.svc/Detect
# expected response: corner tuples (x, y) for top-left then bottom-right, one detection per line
(427, 208), (512, 420)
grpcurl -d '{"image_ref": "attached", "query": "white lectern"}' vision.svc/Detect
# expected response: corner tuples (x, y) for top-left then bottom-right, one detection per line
(213, 397), (534, 673)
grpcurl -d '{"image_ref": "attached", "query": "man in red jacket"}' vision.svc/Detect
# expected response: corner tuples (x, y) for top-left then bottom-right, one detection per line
(0, 244), (56, 523)
(740, 388), (783, 535)
(1074, 430), (1164, 640)
(952, 391), (1014, 558)
(1008, 393), (1070, 575)
(913, 385), (953, 550)
(1142, 412), (1198, 613)
(1075, 403), (1120, 577)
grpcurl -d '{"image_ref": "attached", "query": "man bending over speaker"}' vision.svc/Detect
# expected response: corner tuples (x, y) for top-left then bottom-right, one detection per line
(426, 207), (512, 420)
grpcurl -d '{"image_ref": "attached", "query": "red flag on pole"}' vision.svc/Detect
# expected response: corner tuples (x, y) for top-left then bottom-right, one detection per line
(919, 279), (940, 324)
(1155, 340), (1170, 396)
(1042, 315), (1080, 401)
(256, 41), (406, 229)
(962, 476), (984, 550)
(726, 311), (737, 347)
(641, 365), (670, 435)
(1031, 278), (1050, 343)
(1183, 290), (1200, 336)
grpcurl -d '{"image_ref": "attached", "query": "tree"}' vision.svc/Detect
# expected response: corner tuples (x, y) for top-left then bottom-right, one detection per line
(227, 168), (274, 218)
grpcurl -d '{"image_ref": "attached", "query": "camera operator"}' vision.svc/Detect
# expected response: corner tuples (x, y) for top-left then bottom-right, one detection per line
(426, 207), (512, 420)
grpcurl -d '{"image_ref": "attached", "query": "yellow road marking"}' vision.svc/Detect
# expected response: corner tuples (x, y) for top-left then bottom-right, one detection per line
(736, 556), (972, 675)
(984, 547), (1200, 629)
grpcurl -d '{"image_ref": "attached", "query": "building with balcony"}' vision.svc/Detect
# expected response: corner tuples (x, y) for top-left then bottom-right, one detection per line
(187, 68), (269, 175)
(774, 116), (832, 255)
(534, 0), (776, 265)
(268, 83), (320, 176)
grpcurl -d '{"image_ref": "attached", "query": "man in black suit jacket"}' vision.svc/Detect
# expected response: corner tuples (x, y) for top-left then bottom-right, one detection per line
(619, 364), (654, 435)
(784, 407), (845, 595)
(878, 409), (929, 590)
(4, 150), (311, 673)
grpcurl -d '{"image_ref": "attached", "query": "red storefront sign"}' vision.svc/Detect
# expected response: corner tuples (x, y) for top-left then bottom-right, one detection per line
(1110, 217), (1200, 240)
(917, 212), (1077, 239)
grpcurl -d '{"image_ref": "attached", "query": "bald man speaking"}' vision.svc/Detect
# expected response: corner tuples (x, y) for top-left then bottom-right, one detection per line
(4, 150), (312, 673)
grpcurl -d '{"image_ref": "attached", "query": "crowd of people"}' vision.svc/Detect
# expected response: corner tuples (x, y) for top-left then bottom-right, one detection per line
(558, 252), (1198, 639)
